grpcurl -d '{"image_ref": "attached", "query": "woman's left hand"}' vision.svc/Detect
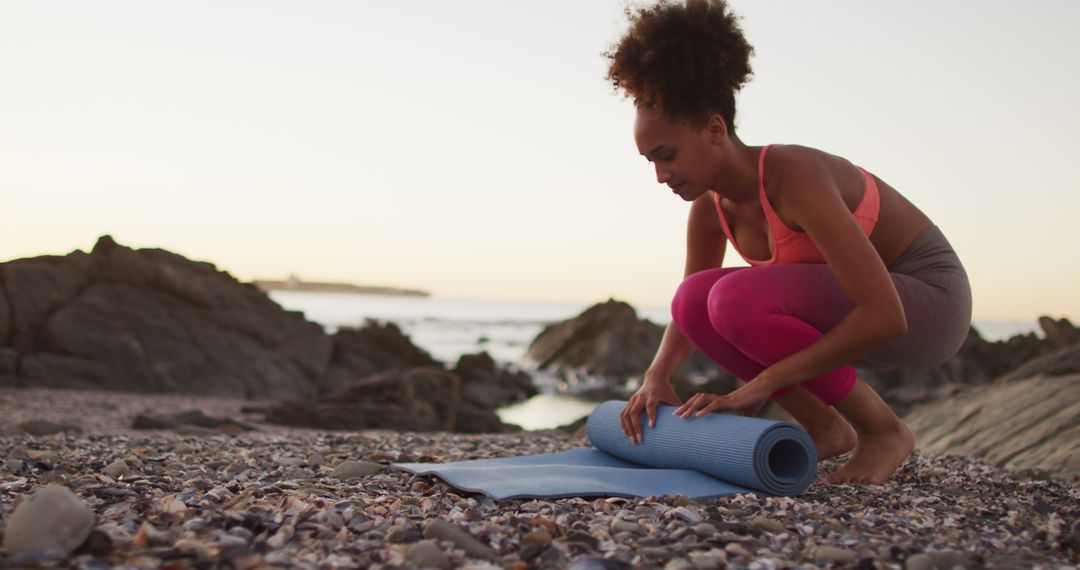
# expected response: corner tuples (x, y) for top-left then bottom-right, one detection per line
(673, 380), (771, 418)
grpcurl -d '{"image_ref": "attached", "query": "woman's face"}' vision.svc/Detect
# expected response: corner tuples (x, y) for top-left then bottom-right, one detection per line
(633, 108), (721, 202)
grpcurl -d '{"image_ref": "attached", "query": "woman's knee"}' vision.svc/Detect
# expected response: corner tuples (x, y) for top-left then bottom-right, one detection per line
(671, 268), (739, 332)
(705, 269), (779, 339)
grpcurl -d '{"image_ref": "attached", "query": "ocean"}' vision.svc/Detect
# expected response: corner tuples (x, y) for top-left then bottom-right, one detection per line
(269, 290), (1040, 429)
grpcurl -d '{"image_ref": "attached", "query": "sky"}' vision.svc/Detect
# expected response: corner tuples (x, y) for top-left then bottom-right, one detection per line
(2, 1), (1078, 320)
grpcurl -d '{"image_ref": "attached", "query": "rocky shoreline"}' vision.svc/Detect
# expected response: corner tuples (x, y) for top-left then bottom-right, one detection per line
(1, 388), (1079, 569)
(2, 237), (1079, 567)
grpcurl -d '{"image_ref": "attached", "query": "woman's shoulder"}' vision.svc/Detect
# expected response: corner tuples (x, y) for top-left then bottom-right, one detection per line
(765, 144), (839, 170)
(764, 144), (854, 189)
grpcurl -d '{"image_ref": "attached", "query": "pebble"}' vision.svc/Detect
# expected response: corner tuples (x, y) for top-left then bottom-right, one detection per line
(725, 543), (752, 558)
(905, 553), (935, 570)
(385, 525), (407, 543)
(672, 506), (702, 523)
(611, 519), (641, 534)
(0, 387), (1075, 569)
(693, 522), (718, 538)
(567, 557), (633, 569)
(103, 460), (129, 479)
(663, 557), (694, 570)
(423, 519), (497, 561)
(812, 545), (857, 563)
(519, 542), (544, 560)
(689, 549), (728, 569)
(1, 485), (96, 555)
(16, 420), (83, 435)
(330, 460), (384, 479)
(522, 528), (552, 548)
(405, 539), (451, 570)
(750, 516), (785, 534)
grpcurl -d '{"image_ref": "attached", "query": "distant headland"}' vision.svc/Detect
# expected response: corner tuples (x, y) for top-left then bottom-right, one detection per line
(252, 274), (429, 297)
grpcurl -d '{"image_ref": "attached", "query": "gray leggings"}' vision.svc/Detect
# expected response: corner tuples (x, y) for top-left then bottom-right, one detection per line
(856, 224), (972, 367)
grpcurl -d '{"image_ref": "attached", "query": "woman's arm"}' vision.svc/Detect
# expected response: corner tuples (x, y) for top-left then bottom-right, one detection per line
(753, 150), (907, 394)
(644, 192), (728, 382)
(621, 193), (728, 441)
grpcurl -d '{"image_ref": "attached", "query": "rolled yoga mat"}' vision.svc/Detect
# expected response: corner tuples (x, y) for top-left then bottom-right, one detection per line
(392, 400), (818, 500)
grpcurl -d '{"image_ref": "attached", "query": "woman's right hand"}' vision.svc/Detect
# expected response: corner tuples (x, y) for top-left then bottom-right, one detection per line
(620, 375), (684, 444)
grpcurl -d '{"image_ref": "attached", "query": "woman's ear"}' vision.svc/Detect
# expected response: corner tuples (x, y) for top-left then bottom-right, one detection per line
(705, 113), (729, 144)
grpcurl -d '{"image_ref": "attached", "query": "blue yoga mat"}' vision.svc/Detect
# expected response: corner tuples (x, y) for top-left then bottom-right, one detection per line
(392, 400), (818, 500)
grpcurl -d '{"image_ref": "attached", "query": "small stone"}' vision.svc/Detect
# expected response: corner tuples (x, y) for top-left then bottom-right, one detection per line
(663, 558), (694, 570)
(281, 468), (313, 480)
(611, 519), (641, 534)
(276, 457), (305, 467)
(693, 523), (718, 538)
(331, 461), (384, 479)
(519, 542), (543, 561)
(690, 549), (728, 570)
(905, 554), (935, 570)
(522, 528), (552, 548)
(750, 516), (785, 534)
(567, 530), (600, 550)
(672, 506), (703, 523)
(103, 460), (129, 479)
(16, 420), (82, 436)
(405, 539), (451, 570)
(3, 458), (22, 473)
(423, 519), (497, 561)
(640, 546), (672, 560)
(813, 546), (857, 563)
(2, 485), (96, 555)
(725, 543), (751, 558)
(567, 557), (632, 570)
(386, 525), (407, 543)
(927, 551), (970, 569)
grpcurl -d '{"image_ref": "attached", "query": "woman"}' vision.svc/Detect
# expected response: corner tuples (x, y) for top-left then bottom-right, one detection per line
(611, 0), (972, 485)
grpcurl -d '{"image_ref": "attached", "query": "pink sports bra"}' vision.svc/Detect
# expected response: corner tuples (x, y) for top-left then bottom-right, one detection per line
(714, 145), (880, 266)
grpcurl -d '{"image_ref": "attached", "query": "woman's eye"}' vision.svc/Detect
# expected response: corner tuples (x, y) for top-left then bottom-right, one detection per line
(660, 153), (676, 162)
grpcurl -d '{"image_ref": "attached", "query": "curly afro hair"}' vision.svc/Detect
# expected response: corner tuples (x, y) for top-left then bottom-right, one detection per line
(605, 0), (754, 129)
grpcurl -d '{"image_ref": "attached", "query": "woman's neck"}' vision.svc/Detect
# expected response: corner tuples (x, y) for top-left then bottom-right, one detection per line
(709, 141), (761, 205)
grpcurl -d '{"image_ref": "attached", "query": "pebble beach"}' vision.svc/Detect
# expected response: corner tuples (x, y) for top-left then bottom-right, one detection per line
(1, 388), (1078, 569)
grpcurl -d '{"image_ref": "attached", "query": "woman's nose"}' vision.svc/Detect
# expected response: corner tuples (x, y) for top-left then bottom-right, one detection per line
(655, 163), (672, 184)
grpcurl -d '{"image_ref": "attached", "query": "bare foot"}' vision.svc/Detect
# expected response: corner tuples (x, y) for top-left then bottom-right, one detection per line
(807, 420), (857, 461)
(825, 422), (915, 485)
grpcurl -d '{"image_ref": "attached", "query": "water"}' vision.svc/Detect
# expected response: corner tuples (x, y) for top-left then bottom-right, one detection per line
(269, 290), (1040, 429)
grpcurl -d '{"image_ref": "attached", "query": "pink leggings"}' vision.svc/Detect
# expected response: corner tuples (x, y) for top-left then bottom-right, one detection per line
(672, 266), (856, 406)
(671, 226), (973, 406)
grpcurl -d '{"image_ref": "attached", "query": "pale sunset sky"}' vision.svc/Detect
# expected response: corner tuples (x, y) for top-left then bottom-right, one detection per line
(2, 1), (1078, 320)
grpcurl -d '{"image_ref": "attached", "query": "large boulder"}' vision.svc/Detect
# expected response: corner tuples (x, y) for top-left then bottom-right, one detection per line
(1039, 316), (1080, 349)
(453, 352), (537, 409)
(322, 321), (441, 393)
(996, 339), (1080, 384)
(860, 318), (1080, 415)
(904, 348), (1080, 479)
(524, 299), (727, 399)
(0, 236), (538, 433)
(0, 236), (331, 399)
(262, 360), (521, 433)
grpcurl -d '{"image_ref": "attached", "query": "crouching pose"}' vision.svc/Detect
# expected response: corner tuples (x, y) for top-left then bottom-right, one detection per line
(611, 0), (972, 484)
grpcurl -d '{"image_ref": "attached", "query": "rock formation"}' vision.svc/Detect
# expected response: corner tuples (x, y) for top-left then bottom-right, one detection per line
(0, 236), (330, 399)
(859, 316), (1080, 415)
(524, 299), (735, 400)
(261, 352), (534, 433)
(904, 342), (1080, 479)
(526, 299), (1080, 416)
(0, 236), (535, 433)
